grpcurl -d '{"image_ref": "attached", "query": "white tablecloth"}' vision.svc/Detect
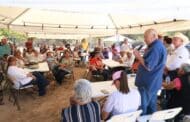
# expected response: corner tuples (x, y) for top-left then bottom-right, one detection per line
(102, 59), (127, 68)
(91, 74), (161, 98)
(24, 62), (50, 72)
(91, 75), (136, 98)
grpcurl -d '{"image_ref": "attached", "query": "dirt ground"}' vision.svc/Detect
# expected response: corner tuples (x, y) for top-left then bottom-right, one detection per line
(0, 67), (86, 122)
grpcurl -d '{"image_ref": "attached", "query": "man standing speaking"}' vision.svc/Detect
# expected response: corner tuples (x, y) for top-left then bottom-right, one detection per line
(134, 29), (167, 115)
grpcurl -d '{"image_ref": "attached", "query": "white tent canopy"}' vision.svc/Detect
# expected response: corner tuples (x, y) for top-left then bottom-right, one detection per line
(103, 35), (135, 43)
(1, 0), (190, 38)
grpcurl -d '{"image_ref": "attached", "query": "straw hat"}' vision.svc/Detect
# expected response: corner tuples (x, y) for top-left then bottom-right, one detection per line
(173, 32), (189, 45)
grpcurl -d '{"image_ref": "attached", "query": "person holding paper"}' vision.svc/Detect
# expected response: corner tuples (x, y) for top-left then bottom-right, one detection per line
(7, 56), (48, 96)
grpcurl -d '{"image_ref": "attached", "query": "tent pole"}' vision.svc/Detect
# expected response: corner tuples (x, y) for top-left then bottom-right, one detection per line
(88, 34), (92, 51)
(108, 14), (118, 30)
(7, 8), (30, 26)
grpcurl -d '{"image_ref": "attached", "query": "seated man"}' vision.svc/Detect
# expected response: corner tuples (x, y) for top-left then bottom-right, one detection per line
(61, 79), (101, 122)
(89, 51), (109, 81)
(163, 63), (190, 116)
(7, 56), (48, 96)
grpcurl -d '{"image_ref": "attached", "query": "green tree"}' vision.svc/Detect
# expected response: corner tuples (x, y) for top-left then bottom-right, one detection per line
(0, 28), (27, 41)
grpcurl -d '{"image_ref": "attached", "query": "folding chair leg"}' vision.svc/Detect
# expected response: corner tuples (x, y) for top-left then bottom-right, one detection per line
(72, 75), (75, 81)
(10, 89), (21, 110)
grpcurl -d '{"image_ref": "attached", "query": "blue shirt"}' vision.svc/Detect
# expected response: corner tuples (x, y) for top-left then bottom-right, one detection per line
(0, 44), (11, 57)
(135, 40), (167, 93)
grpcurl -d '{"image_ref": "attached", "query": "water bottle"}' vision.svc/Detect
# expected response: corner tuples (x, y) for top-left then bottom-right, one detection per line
(165, 76), (171, 84)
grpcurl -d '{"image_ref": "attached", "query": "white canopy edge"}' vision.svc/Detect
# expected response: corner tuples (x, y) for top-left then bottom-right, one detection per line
(119, 21), (190, 34)
(103, 35), (135, 43)
(1, 4), (190, 39)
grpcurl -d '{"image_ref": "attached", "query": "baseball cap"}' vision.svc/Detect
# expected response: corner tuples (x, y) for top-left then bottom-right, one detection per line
(112, 71), (122, 84)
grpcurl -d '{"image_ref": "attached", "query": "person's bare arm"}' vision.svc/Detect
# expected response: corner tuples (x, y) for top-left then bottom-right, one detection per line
(70, 96), (79, 105)
(162, 81), (176, 90)
(101, 111), (110, 121)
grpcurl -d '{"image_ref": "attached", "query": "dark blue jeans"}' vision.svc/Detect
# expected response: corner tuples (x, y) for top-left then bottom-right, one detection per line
(22, 72), (48, 96)
(138, 87), (157, 115)
(92, 69), (109, 81)
(54, 69), (69, 84)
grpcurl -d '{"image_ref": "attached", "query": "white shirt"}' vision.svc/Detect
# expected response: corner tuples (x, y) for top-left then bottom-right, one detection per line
(7, 66), (33, 89)
(25, 52), (39, 63)
(120, 43), (131, 52)
(166, 45), (190, 70)
(103, 89), (141, 116)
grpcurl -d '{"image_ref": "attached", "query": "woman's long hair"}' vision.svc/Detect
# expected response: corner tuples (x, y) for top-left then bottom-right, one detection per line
(118, 71), (130, 94)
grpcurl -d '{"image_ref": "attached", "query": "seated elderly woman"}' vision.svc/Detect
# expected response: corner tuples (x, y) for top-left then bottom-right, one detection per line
(54, 50), (74, 84)
(162, 63), (190, 116)
(61, 79), (101, 122)
(89, 51), (109, 81)
(7, 56), (48, 96)
(102, 71), (141, 120)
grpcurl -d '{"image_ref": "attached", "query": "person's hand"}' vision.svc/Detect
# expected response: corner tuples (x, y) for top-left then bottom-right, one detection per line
(133, 50), (141, 60)
(119, 59), (123, 64)
(27, 73), (33, 77)
(32, 75), (36, 80)
(70, 96), (78, 105)
(162, 82), (167, 88)
(162, 81), (174, 90)
(59, 64), (66, 69)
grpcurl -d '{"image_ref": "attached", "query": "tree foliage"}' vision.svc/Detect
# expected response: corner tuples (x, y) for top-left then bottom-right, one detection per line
(0, 28), (27, 41)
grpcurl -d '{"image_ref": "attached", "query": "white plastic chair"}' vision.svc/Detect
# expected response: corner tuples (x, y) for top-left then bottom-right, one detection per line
(150, 107), (182, 122)
(137, 107), (182, 122)
(107, 110), (142, 122)
(137, 115), (164, 122)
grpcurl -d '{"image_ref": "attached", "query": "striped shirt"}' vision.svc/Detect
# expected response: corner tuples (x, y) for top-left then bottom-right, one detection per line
(61, 101), (101, 122)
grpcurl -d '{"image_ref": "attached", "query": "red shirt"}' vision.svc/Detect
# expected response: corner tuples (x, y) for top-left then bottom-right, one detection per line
(89, 57), (103, 70)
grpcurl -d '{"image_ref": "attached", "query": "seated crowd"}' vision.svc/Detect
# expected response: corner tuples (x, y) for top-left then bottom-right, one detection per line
(60, 31), (190, 122)
(1, 29), (190, 122)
